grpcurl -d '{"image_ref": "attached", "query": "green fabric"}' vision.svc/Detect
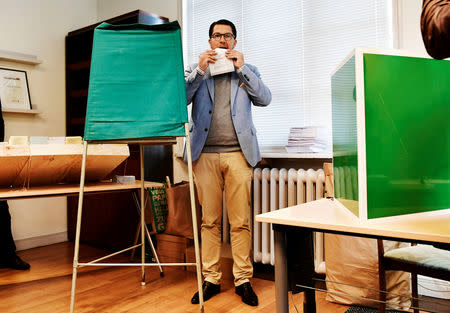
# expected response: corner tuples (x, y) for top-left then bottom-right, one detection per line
(84, 21), (187, 141)
(331, 55), (359, 216)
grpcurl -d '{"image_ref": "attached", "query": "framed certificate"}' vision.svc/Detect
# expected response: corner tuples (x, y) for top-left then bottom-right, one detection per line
(0, 68), (31, 110)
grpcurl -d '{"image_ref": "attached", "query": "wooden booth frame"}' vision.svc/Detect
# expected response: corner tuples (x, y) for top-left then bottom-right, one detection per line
(69, 124), (205, 312)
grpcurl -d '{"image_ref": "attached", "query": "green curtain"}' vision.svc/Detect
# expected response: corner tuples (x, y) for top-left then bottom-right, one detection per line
(84, 21), (187, 141)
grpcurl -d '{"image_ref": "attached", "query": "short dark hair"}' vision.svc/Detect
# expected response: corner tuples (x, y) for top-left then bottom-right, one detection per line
(209, 19), (237, 39)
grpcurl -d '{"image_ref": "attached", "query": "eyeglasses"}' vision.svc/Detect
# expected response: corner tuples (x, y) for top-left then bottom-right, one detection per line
(211, 33), (235, 41)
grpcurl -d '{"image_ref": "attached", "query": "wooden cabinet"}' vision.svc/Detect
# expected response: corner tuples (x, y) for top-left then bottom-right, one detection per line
(66, 10), (169, 136)
(65, 10), (173, 250)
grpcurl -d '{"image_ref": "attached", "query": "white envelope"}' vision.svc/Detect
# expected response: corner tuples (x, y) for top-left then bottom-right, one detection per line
(209, 48), (235, 76)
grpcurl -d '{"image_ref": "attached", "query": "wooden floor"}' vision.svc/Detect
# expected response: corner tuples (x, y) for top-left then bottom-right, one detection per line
(0, 242), (350, 313)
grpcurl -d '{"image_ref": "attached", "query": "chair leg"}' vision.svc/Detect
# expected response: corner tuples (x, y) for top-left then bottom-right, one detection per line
(378, 269), (387, 313)
(377, 239), (387, 313)
(303, 289), (316, 313)
(411, 273), (419, 313)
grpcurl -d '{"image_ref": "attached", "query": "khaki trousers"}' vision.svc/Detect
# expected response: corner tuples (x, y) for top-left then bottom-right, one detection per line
(193, 151), (253, 286)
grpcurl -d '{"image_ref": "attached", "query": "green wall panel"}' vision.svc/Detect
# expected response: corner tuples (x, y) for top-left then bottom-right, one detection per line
(332, 55), (359, 216)
(363, 53), (450, 218)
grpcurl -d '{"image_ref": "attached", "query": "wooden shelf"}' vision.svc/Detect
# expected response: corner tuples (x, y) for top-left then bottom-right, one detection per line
(0, 49), (42, 65)
(67, 60), (91, 71)
(2, 108), (41, 114)
(70, 117), (85, 125)
(69, 89), (89, 98)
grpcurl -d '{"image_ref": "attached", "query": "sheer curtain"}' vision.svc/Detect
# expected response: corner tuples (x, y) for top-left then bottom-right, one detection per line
(183, 0), (393, 148)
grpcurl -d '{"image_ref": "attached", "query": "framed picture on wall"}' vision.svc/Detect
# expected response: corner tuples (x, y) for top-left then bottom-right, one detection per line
(0, 68), (31, 110)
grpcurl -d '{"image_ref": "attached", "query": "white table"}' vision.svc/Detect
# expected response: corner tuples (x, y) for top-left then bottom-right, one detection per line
(255, 198), (450, 313)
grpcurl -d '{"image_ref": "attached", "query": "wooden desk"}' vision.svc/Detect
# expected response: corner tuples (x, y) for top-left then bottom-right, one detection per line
(0, 180), (163, 200)
(255, 198), (450, 313)
(0, 180), (164, 250)
(0, 180), (164, 253)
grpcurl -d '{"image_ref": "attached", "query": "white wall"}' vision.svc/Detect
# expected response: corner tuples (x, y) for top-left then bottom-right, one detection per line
(0, 0), (98, 249)
(395, 0), (427, 52)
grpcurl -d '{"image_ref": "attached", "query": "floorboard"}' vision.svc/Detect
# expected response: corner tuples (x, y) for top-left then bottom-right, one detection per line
(2, 242), (446, 312)
(0, 242), (349, 312)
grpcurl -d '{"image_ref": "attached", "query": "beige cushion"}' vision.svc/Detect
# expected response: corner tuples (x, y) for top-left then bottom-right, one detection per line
(384, 245), (450, 272)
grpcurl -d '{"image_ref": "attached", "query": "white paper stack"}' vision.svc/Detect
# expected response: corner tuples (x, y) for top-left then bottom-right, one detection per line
(65, 136), (83, 144)
(48, 136), (65, 144)
(285, 126), (328, 153)
(9, 136), (29, 145)
(30, 136), (49, 144)
(114, 175), (136, 184)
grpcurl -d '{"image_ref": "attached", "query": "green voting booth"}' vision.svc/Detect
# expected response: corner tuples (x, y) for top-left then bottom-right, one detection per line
(331, 47), (449, 220)
(84, 22), (188, 140)
(70, 22), (204, 312)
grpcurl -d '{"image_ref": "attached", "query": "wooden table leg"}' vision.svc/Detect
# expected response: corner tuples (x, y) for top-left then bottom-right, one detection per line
(274, 228), (289, 313)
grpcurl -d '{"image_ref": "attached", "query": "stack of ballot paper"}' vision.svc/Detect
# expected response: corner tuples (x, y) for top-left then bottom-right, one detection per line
(209, 48), (235, 76)
(48, 136), (65, 144)
(285, 126), (328, 153)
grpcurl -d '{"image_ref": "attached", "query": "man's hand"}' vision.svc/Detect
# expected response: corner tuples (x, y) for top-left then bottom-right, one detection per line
(225, 49), (244, 69)
(198, 50), (217, 70)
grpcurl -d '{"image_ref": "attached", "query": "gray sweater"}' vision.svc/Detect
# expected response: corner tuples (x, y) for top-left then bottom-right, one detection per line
(203, 73), (240, 153)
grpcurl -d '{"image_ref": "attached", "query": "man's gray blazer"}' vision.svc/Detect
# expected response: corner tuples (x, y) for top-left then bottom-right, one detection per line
(184, 63), (271, 167)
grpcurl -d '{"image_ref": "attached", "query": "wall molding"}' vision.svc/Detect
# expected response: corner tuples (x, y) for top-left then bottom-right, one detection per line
(15, 231), (68, 251)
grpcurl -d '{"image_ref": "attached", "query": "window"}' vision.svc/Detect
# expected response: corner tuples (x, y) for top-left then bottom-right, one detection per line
(183, 0), (393, 149)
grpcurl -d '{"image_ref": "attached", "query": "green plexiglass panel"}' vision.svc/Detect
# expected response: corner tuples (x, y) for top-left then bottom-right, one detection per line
(364, 53), (450, 218)
(332, 55), (359, 217)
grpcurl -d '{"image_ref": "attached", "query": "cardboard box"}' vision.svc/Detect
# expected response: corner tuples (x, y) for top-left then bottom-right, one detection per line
(186, 243), (234, 279)
(185, 245), (198, 273)
(156, 233), (193, 263)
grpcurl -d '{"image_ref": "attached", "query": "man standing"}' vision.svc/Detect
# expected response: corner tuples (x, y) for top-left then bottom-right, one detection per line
(0, 204), (29, 270)
(0, 102), (30, 271)
(185, 19), (271, 306)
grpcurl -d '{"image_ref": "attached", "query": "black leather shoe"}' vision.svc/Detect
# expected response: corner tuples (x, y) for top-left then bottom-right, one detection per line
(235, 282), (258, 306)
(0, 254), (30, 270)
(191, 281), (221, 304)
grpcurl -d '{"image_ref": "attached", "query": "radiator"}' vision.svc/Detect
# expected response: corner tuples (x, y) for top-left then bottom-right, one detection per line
(252, 168), (326, 273)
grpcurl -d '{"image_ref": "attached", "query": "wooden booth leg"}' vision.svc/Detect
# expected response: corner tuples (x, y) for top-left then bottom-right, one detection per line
(130, 191), (163, 276)
(139, 144), (146, 285)
(70, 140), (88, 313)
(377, 239), (387, 313)
(411, 272), (420, 313)
(185, 123), (204, 312)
